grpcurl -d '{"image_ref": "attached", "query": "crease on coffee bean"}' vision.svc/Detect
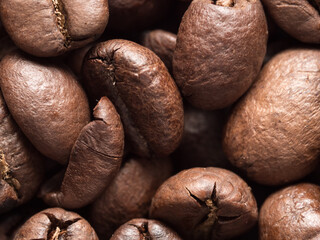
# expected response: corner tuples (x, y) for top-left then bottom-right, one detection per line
(89, 56), (152, 156)
(78, 139), (122, 159)
(212, 0), (235, 7)
(0, 150), (21, 198)
(128, 222), (152, 240)
(52, 0), (72, 48)
(44, 213), (81, 240)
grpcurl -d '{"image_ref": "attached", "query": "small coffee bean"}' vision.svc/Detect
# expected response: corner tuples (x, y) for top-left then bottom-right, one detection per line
(223, 49), (320, 185)
(89, 157), (172, 238)
(13, 207), (98, 240)
(0, 0), (109, 57)
(110, 218), (182, 240)
(0, 50), (90, 164)
(0, 91), (43, 214)
(262, 0), (320, 43)
(149, 167), (258, 240)
(259, 183), (320, 240)
(173, 0), (268, 110)
(82, 39), (184, 157)
(142, 29), (177, 72)
(41, 97), (124, 209)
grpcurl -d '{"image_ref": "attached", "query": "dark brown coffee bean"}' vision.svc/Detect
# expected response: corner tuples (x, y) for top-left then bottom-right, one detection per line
(259, 183), (320, 239)
(142, 30), (177, 72)
(149, 167), (258, 240)
(90, 157), (172, 238)
(0, 36), (16, 61)
(173, 0), (268, 110)
(223, 49), (320, 186)
(172, 104), (230, 170)
(108, 0), (171, 32)
(67, 44), (94, 77)
(41, 97), (124, 209)
(0, 0), (109, 57)
(0, 91), (44, 214)
(262, 0), (320, 43)
(110, 218), (182, 240)
(82, 39), (184, 157)
(13, 207), (98, 240)
(0, 50), (90, 165)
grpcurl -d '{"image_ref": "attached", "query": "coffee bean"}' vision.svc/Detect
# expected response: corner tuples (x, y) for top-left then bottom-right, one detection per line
(149, 167), (258, 240)
(0, 50), (90, 165)
(82, 39), (184, 157)
(259, 183), (320, 239)
(13, 207), (98, 239)
(142, 30), (177, 72)
(90, 157), (172, 238)
(173, 0), (268, 110)
(262, 0), (320, 43)
(0, 91), (43, 214)
(172, 104), (230, 171)
(0, 0), (109, 57)
(223, 49), (320, 185)
(110, 218), (182, 240)
(41, 97), (124, 209)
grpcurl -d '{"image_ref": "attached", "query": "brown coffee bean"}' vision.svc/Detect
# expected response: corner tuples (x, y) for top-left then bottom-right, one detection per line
(172, 104), (230, 170)
(0, 50), (90, 165)
(262, 0), (320, 43)
(41, 97), (124, 209)
(67, 44), (94, 77)
(142, 30), (177, 72)
(223, 49), (320, 185)
(260, 183), (320, 239)
(108, 0), (171, 32)
(0, 0), (109, 57)
(173, 0), (268, 110)
(0, 91), (44, 214)
(110, 218), (182, 240)
(13, 207), (98, 240)
(82, 39), (184, 157)
(149, 167), (258, 240)
(90, 157), (172, 238)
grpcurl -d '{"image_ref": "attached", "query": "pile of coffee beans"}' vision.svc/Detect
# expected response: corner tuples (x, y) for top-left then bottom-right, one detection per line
(0, 0), (319, 239)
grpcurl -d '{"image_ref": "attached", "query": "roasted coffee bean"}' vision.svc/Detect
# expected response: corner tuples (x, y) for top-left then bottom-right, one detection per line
(90, 157), (172, 238)
(142, 30), (177, 72)
(262, 0), (320, 43)
(67, 44), (94, 77)
(173, 0), (268, 110)
(259, 183), (320, 239)
(0, 0), (109, 57)
(0, 91), (43, 214)
(172, 104), (230, 171)
(13, 207), (98, 240)
(110, 218), (182, 240)
(41, 97), (124, 209)
(149, 167), (258, 240)
(0, 50), (90, 165)
(107, 0), (171, 32)
(82, 39), (184, 157)
(223, 49), (320, 186)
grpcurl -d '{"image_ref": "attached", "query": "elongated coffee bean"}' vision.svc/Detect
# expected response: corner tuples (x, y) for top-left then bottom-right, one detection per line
(13, 208), (98, 240)
(42, 97), (124, 209)
(149, 167), (258, 240)
(0, 0), (109, 57)
(0, 50), (90, 165)
(223, 49), (320, 185)
(0, 91), (43, 213)
(173, 0), (268, 110)
(83, 39), (184, 157)
(262, 0), (320, 43)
